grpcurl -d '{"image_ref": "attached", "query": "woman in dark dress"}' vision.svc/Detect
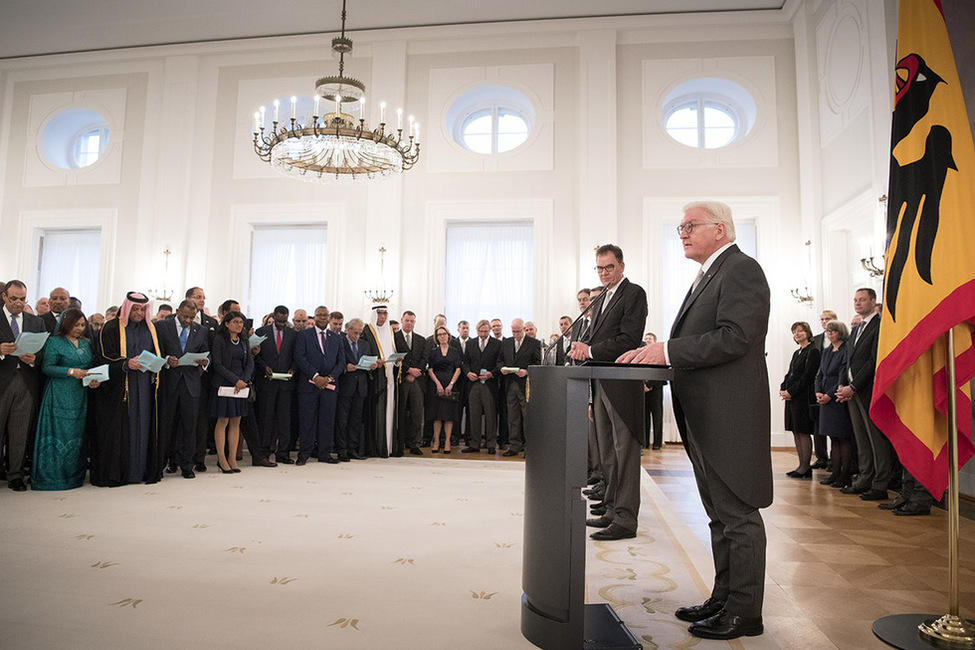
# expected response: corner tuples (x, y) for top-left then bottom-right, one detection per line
(815, 320), (855, 488)
(32, 309), (100, 490)
(779, 321), (821, 478)
(426, 326), (462, 454)
(210, 311), (253, 473)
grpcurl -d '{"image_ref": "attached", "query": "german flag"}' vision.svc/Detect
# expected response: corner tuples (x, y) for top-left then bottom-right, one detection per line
(870, 0), (975, 498)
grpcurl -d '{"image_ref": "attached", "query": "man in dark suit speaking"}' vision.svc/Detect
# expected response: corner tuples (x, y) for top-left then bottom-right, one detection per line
(619, 201), (771, 640)
(568, 244), (648, 542)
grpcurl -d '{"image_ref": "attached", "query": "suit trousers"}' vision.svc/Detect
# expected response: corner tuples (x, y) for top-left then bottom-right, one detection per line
(0, 372), (34, 483)
(588, 420), (603, 483)
(505, 380), (528, 452)
(684, 427), (766, 618)
(258, 381), (292, 458)
(298, 388), (338, 461)
(335, 392), (365, 458)
(397, 379), (424, 452)
(466, 381), (496, 449)
(644, 385), (664, 448)
(592, 380), (641, 532)
(160, 385), (199, 472)
(849, 391), (893, 492)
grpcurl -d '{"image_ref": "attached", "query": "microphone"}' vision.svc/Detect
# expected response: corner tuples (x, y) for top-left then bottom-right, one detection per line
(543, 289), (608, 360)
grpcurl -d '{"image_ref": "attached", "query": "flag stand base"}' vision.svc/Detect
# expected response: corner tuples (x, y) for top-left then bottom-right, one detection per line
(874, 614), (975, 649)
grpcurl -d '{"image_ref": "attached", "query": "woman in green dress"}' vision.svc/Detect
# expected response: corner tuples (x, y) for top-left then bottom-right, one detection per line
(32, 309), (100, 491)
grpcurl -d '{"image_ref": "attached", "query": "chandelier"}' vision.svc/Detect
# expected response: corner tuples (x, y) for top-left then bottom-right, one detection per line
(364, 247), (395, 304)
(252, 0), (420, 182)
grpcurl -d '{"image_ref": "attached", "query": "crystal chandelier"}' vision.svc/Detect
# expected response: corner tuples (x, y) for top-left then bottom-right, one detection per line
(252, 0), (420, 182)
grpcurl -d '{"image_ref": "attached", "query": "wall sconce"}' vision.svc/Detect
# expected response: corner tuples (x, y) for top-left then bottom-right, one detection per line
(861, 256), (885, 277)
(791, 240), (814, 303)
(148, 249), (173, 302)
(364, 247), (395, 304)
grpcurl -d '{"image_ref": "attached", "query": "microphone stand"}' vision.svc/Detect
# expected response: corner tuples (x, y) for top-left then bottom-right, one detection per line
(542, 289), (609, 360)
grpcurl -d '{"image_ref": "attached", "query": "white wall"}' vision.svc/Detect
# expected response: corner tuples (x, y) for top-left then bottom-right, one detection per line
(0, 6), (899, 446)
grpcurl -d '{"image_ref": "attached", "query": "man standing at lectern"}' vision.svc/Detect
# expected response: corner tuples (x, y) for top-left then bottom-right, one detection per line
(618, 201), (771, 640)
(568, 244), (647, 542)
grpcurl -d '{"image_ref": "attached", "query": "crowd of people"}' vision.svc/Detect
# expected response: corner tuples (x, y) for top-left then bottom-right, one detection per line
(779, 289), (938, 516)
(3, 277), (645, 492)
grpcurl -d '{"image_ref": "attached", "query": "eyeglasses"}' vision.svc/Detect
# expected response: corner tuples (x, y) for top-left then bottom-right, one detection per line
(594, 264), (616, 273)
(676, 222), (717, 236)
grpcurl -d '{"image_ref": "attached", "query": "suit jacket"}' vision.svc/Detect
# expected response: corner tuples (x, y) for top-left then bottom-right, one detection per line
(463, 336), (502, 390)
(0, 310), (47, 399)
(668, 244), (772, 509)
(41, 311), (59, 333)
(394, 329), (428, 381)
(585, 278), (647, 361)
(553, 333), (572, 366)
(210, 334), (254, 388)
(838, 315), (880, 395)
(499, 336), (541, 391)
(294, 327), (345, 393)
(254, 324), (298, 389)
(155, 317), (210, 398)
(338, 336), (370, 397)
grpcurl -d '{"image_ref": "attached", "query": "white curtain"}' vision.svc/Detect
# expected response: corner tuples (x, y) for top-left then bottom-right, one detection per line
(444, 222), (533, 335)
(36, 228), (101, 312)
(248, 225), (327, 321)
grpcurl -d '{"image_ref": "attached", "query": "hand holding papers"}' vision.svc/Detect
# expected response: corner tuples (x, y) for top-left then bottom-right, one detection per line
(177, 351), (210, 367)
(385, 352), (407, 364)
(12, 331), (49, 356)
(136, 350), (167, 373)
(356, 354), (379, 371)
(83, 364), (109, 387)
(217, 386), (250, 399)
(248, 334), (267, 349)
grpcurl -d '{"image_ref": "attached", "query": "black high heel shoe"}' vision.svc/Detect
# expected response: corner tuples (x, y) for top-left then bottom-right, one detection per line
(218, 461), (234, 474)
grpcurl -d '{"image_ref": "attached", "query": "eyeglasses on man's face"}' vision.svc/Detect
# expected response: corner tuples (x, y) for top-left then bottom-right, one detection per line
(594, 264), (616, 273)
(676, 221), (717, 236)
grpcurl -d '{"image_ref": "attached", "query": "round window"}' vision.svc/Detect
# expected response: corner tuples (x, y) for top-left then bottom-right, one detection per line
(448, 86), (535, 155)
(662, 78), (756, 149)
(41, 108), (110, 170)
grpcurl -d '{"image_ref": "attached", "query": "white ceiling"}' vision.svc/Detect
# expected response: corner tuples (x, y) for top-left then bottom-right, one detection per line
(0, 0), (787, 60)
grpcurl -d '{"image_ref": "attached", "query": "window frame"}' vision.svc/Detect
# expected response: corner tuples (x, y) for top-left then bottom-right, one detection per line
(663, 93), (744, 149)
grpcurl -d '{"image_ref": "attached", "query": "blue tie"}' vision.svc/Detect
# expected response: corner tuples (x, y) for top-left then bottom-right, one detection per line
(353, 340), (359, 361)
(179, 325), (187, 352)
(10, 314), (19, 339)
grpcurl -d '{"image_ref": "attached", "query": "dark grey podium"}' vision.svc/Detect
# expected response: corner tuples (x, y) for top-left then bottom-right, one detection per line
(521, 363), (674, 650)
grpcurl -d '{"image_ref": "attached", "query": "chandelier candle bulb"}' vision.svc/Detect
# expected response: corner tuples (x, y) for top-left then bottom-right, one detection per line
(291, 96), (296, 119)
(397, 107), (402, 130)
(380, 101), (386, 124)
(253, 112), (259, 134)
(273, 99), (279, 123)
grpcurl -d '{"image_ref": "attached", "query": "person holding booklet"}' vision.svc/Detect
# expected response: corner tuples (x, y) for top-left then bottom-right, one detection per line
(210, 310), (254, 474)
(32, 308), (101, 490)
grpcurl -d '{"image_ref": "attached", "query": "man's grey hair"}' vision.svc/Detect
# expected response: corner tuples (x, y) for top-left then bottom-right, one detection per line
(683, 200), (737, 242)
(346, 317), (364, 331)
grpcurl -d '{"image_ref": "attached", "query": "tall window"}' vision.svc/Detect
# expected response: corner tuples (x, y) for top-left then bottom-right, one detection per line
(248, 225), (327, 321)
(443, 222), (533, 334)
(36, 228), (101, 311)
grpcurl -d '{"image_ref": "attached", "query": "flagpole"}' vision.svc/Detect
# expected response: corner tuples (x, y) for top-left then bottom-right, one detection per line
(873, 328), (974, 649)
(917, 327), (975, 648)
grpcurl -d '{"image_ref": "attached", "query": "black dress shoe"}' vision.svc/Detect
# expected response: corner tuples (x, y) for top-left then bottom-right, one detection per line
(879, 496), (908, 510)
(589, 523), (636, 541)
(319, 457), (340, 464)
(409, 448), (423, 456)
(502, 450), (519, 457)
(461, 447), (479, 453)
(276, 456), (295, 464)
(590, 506), (607, 516)
(675, 597), (726, 623)
(348, 452), (366, 460)
(894, 502), (931, 516)
(8, 478), (27, 492)
(819, 474), (837, 485)
(338, 456), (351, 462)
(586, 516), (613, 528)
(688, 610), (763, 640)
(295, 458), (307, 466)
(487, 448), (496, 454)
(182, 470), (196, 479)
(165, 462), (178, 474)
(651, 445), (662, 450)
(254, 457), (277, 468)
(840, 484), (868, 495)
(194, 462), (208, 472)
(860, 489), (889, 501)
(810, 460), (829, 470)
